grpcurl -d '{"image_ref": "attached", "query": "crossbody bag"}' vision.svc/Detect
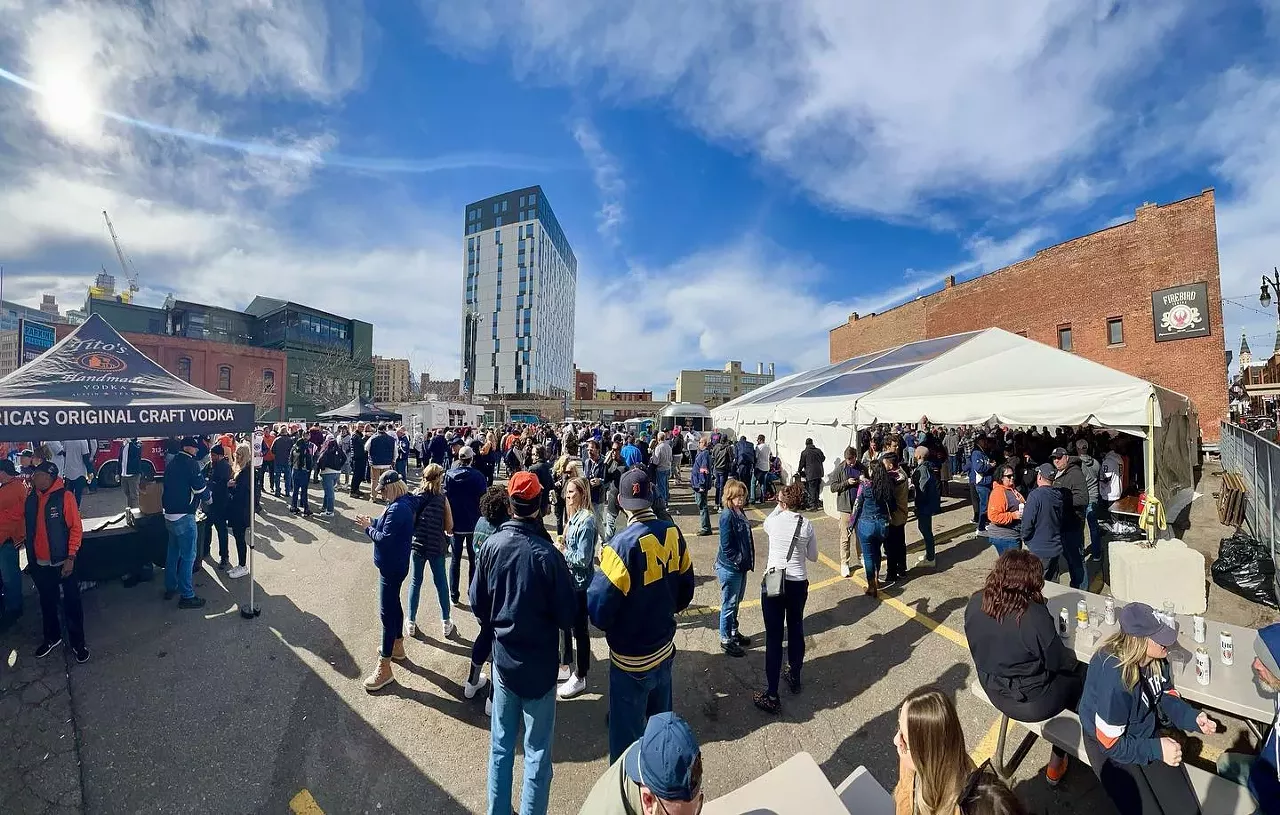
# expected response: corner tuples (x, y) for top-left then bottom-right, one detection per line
(762, 515), (804, 597)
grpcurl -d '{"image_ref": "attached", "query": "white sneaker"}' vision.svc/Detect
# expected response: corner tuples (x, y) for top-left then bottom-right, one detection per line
(915, 556), (937, 568)
(557, 674), (587, 700)
(464, 673), (489, 699)
(405, 619), (417, 637)
(557, 664), (572, 682)
(227, 565), (250, 579)
(442, 620), (455, 638)
(840, 564), (851, 578)
(485, 697), (493, 716)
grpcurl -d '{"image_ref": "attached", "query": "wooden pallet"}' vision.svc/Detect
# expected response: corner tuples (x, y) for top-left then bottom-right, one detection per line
(1218, 471), (1247, 527)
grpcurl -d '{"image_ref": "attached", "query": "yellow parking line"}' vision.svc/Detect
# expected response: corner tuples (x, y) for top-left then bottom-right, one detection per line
(970, 716), (1004, 765)
(678, 573), (846, 619)
(290, 790), (324, 815)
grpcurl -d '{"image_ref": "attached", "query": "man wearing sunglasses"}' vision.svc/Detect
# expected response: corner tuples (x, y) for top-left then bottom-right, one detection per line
(578, 712), (704, 815)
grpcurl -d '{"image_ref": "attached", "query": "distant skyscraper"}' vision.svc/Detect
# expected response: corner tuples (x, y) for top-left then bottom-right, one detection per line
(461, 186), (576, 399)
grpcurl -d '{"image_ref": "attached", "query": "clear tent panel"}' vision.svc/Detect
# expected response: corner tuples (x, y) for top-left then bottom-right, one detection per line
(863, 332), (979, 369)
(796, 363), (923, 399)
(750, 380), (835, 405)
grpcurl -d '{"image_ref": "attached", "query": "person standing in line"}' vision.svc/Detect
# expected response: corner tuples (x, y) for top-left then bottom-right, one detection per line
(206, 445), (233, 570)
(652, 432), (673, 508)
(985, 464), (1026, 556)
(753, 482), (817, 715)
(162, 437), (208, 609)
(552, 439), (583, 537)
(851, 461), (895, 597)
(462, 485), (512, 716)
(710, 434), (732, 511)
(59, 438), (93, 506)
(732, 434), (754, 505)
(797, 438), (826, 511)
(1099, 442), (1124, 517)
(882, 453), (910, 585)
(471, 472), (576, 815)
(970, 435), (996, 533)
(446, 446), (489, 605)
(406, 464), (454, 639)
(690, 437), (713, 537)
(715, 478), (754, 658)
(557, 476), (597, 700)
(589, 470), (696, 763)
(753, 434), (773, 505)
(394, 427), (410, 480)
(119, 438), (143, 510)
(601, 437), (626, 543)
(288, 430), (314, 518)
(366, 424), (396, 495)
(893, 687), (978, 815)
(349, 424), (368, 498)
(1051, 446), (1089, 587)
(356, 470), (418, 692)
(576, 712), (704, 815)
(0, 460), (27, 627)
(261, 426), (276, 497)
(225, 443), (253, 579)
(1074, 439), (1103, 561)
(427, 427), (449, 467)
(336, 425), (352, 488)
(317, 435), (345, 518)
(943, 427), (961, 481)
(582, 440), (606, 537)
(1022, 464), (1069, 585)
(271, 430), (295, 498)
(829, 446), (863, 578)
(911, 446), (942, 569)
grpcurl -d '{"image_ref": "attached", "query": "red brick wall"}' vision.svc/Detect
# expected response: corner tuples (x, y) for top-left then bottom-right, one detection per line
(54, 326), (288, 419)
(829, 190), (1228, 441)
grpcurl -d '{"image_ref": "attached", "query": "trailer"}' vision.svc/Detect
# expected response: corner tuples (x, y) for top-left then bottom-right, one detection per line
(396, 400), (483, 434)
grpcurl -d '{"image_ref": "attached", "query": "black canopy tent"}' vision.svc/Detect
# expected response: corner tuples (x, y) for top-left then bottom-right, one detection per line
(315, 397), (401, 422)
(0, 314), (263, 617)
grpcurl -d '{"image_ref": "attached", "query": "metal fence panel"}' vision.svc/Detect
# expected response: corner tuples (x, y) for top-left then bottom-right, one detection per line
(1220, 422), (1280, 599)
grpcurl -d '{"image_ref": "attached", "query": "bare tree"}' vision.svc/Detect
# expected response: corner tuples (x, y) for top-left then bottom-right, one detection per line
(293, 345), (373, 411)
(234, 374), (283, 421)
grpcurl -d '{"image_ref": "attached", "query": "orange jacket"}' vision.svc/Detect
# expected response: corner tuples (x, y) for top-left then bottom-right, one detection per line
(263, 431), (276, 462)
(987, 481), (1025, 527)
(0, 476), (82, 562)
(0, 477), (28, 545)
(217, 434), (235, 456)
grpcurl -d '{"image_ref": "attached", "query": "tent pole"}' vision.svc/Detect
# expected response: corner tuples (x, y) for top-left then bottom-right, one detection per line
(241, 445), (261, 619)
(1146, 392), (1157, 545)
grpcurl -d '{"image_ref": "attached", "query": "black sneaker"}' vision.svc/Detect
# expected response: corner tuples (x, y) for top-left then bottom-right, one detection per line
(696, 529), (713, 536)
(733, 631), (752, 648)
(73, 646), (90, 664)
(720, 640), (746, 658)
(784, 664), (802, 694)
(177, 596), (206, 610)
(163, 590), (176, 601)
(217, 559), (230, 571)
(35, 639), (62, 659)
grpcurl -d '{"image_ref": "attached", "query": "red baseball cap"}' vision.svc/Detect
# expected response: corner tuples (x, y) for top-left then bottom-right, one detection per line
(508, 471), (542, 500)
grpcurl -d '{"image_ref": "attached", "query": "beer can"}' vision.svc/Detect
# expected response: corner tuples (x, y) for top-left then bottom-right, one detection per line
(1220, 631), (1234, 666)
(1104, 597), (1116, 626)
(1192, 615), (1206, 644)
(1058, 607), (1070, 637)
(1195, 648), (1210, 686)
(1076, 600), (1089, 628)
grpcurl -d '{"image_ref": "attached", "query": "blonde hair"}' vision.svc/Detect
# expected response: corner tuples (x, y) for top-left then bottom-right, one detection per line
(723, 478), (748, 507)
(382, 479), (408, 502)
(418, 463), (445, 495)
(902, 687), (974, 815)
(1101, 631), (1161, 691)
(565, 476), (592, 515)
(232, 442), (252, 477)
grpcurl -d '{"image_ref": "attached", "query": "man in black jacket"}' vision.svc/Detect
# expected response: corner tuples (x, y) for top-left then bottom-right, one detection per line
(270, 431), (295, 498)
(349, 425), (367, 498)
(204, 446), (233, 570)
(798, 438), (826, 510)
(710, 435), (733, 510)
(1051, 447), (1088, 590)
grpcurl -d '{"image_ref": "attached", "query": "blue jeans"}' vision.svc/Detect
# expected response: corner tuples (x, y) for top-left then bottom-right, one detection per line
(1084, 500), (1103, 558)
(694, 490), (711, 533)
(489, 669), (557, 815)
(917, 512), (936, 560)
(274, 464), (292, 496)
(975, 484), (991, 531)
(68, 476), (86, 506)
(395, 459), (407, 479)
(379, 565), (408, 658)
(608, 657), (673, 763)
(714, 472), (728, 507)
(164, 515), (197, 599)
(408, 551), (450, 624)
(290, 468), (310, 511)
(714, 562), (747, 643)
(857, 519), (888, 575)
(655, 469), (670, 506)
(321, 472), (339, 513)
(988, 535), (1021, 556)
(0, 543), (23, 614)
(754, 469), (768, 502)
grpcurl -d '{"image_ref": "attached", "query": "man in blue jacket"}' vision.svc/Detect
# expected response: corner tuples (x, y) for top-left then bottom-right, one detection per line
(161, 437), (208, 609)
(444, 446), (488, 604)
(690, 437), (713, 536)
(366, 424), (396, 492)
(426, 428), (449, 467)
(470, 472), (575, 815)
(969, 435), (995, 532)
(589, 469), (696, 764)
(1218, 622), (1280, 813)
(1021, 464), (1067, 584)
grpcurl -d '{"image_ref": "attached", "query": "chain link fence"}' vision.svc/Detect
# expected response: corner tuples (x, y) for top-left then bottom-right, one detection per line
(1219, 422), (1279, 592)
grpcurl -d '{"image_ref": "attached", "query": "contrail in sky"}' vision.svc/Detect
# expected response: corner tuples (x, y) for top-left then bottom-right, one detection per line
(0, 65), (556, 173)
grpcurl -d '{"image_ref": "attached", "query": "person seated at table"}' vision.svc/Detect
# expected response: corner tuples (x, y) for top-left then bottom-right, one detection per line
(1215, 621), (1279, 814)
(1079, 602), (1219, 815)
(577, 711), (703, 815)
(893, 686), (976, 815)
(964, 550), (1080, 787)
(985, 465), (1024, 556)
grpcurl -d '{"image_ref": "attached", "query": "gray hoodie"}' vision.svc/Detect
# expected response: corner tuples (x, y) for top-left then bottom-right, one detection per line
(1077, 454), (1100, 502)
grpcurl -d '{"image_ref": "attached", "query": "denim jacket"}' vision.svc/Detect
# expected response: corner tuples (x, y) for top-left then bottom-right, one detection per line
(562, 508), (598, 591)
(716, 507), (754, 573)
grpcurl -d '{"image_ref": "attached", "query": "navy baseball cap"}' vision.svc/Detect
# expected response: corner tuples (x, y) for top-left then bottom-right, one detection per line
(1036, 463), (1056, 480)
(33, 460), (59, 479)
(618, 469), (652, 511)
(180, 436), (199, 450)
(1120, 602), (1179, 647)
(1051, 446), (1070, 459)
(624, 713), (701, 802)
(0, 459), (17, 476)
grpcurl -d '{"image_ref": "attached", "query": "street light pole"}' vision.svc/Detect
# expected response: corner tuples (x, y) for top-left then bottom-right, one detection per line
(1260, 267), (1280, 314)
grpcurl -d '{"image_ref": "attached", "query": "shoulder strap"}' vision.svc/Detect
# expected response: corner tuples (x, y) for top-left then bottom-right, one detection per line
(784, 514), (804, 563)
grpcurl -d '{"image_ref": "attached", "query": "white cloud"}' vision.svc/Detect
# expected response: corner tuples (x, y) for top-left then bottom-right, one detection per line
(424, 0), (1186, 217)
(571, 117), (626, 245)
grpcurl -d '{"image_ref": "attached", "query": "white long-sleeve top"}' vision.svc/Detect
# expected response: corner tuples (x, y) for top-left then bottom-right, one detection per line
(762, 507), (818, 581)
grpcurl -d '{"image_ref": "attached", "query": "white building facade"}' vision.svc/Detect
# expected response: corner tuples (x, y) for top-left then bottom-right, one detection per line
(461, 186), (576, 399)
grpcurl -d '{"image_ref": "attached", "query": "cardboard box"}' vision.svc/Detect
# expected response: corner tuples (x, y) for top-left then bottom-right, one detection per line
(138, 481), (162, 516)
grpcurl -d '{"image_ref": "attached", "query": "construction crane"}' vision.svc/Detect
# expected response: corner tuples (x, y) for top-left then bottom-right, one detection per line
(101, 210), (140, 302)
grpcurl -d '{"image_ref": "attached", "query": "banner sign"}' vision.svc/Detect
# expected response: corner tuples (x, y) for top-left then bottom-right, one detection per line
(1152, 283), (1211, 342)
(18, 318), (55, 365)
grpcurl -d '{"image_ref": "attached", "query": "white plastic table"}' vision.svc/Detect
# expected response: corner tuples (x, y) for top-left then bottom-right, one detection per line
(703, 751), (851, 815)
(1041, 582), (1275, 726)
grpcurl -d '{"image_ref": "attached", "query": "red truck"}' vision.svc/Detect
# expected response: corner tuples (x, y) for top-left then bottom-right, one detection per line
(92, 439), (168, 486)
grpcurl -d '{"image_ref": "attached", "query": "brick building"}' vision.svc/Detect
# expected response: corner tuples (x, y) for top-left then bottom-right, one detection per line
(373, 356), (411, 403)
(574, 366), (597, 401)
(829, 190), (1228, 441)
(54, 324), (288, 420)
(594, 389), (654, 402)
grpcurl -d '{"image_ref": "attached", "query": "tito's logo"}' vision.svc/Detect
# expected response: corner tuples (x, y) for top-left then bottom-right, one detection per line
(73, 352), (127, 373)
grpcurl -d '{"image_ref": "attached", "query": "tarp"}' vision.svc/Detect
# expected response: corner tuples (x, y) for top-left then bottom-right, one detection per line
(315, 398), (401, 422)
(0, 313), (255, 441)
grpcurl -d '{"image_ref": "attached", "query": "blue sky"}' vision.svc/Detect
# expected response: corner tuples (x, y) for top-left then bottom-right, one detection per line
(2, 1), (1280, 393)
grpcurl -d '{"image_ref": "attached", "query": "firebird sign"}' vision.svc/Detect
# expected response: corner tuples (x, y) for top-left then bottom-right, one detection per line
(1152, 282), (1212, 342)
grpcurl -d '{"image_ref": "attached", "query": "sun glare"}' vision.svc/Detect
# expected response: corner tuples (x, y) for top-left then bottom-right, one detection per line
(38, 64), (98, 138)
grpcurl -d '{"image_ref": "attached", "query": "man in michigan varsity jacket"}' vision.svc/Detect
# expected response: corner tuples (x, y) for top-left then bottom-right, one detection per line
(588, 469), (696, 764)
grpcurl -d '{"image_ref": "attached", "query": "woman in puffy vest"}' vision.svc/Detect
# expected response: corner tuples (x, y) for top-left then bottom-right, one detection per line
(406, 464), (454, 640)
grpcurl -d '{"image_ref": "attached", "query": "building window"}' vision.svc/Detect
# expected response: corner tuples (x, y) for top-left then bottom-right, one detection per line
(1057, 325), (1073, 352)
(493, 202), (500, 214)
(177, 357), (191, 383)
(529, 193), (536, 206)
(501, 200), (508, 212)
(290, 372), (300, 393)
(263, 369), (276, 393)
(1107, 317), (1124, 346)
(218, 365), (232, 391)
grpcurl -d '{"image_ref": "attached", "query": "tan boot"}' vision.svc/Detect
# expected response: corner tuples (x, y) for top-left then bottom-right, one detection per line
(363, 657), (394, 692)
(864, 573), (879, 598)
(391, 637), (407, 662)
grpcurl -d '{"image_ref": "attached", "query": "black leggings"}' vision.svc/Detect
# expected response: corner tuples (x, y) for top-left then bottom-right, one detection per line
(762, 578), (808, 697)
(987, 670), (1083, 759)
(1084, 737), (1201, 815)
(561, 589), (590, 678)
(230, 525), (248, 567)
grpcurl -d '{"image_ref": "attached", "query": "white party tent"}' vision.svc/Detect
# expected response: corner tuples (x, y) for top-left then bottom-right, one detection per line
(712, 328), (1197, 519)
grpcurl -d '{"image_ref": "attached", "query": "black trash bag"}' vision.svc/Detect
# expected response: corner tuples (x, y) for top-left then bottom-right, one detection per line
(1211, 533), (1279, 609)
